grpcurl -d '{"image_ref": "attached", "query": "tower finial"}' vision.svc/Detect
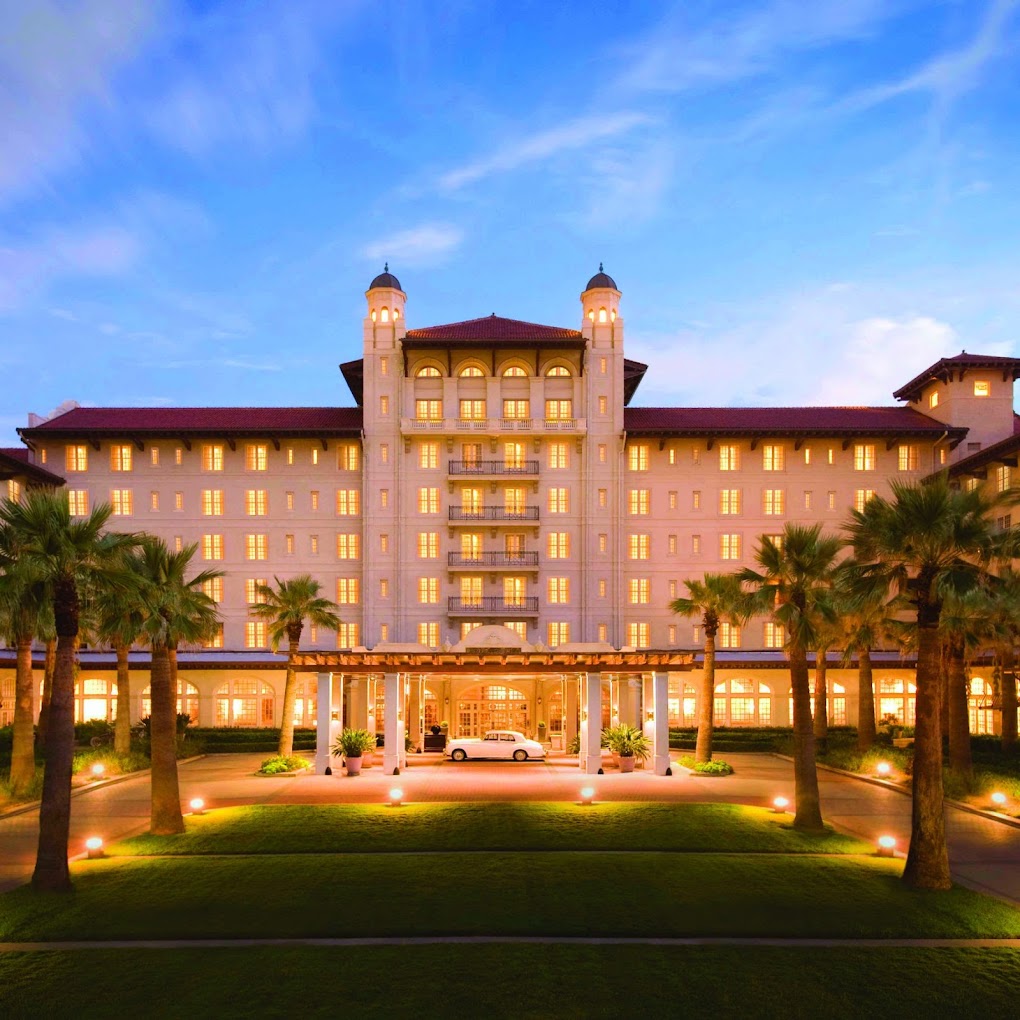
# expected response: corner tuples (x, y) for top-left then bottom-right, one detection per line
(599, 261), (604, 272)
(384, 262), (389, 273)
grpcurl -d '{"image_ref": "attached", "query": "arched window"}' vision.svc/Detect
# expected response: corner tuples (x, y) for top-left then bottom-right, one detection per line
(502, 366), (527, 377)
(393, 307), (400, 319)
(380, 307), (389, 322)
(877, 677), (916, 726)
(546, 365), (570, 377)
(787, 682), (846, 727)
(215, 677), (276, 727)
(587, 309), (595, 321)
(456, 683), (529, 737)
(76, 677), (118, 723)
(140, 679), (200, 723)
(713, 679), (772, 727)
(371, 309), (377, 322)
(598, 307), (607, 323)
(415, 366), (441, 378)
(969, 676), (995, 735)
(667, 677), (697, 727)
(459, 365), (484, 377)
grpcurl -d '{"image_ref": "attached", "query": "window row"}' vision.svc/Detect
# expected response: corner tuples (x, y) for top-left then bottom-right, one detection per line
(414, 363), (572, 378)
(62, 443), (361, 473)
(622, 442), (923, 473)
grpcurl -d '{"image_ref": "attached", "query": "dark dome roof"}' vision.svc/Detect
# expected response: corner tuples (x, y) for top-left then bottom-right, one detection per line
(585, 263), (618, 291)
(369, 263), (402, 291)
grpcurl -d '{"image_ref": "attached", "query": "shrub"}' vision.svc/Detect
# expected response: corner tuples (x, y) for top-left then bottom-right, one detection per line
(74, 719), (114, 745)
(258, 754), (311, 775)
(333, 728), (376, 758)
(72, 748), (150, 777)
(677, 754), (734, 776)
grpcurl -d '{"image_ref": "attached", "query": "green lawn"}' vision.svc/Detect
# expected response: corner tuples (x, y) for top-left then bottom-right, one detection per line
(117, 802), (872, 855)
(1, 946), (1019, 1019)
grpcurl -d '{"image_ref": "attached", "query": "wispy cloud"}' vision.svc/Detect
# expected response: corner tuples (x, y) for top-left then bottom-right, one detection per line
(438, 112), (654, 191)
(363, 224), (465, 266)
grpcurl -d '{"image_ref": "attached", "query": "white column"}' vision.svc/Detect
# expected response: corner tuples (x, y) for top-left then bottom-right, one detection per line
(564, 677), (578, 751)
(652, 671), (671, 776)
(315, 671), (333, 774)
(383, 672), (401, 774)
(581, 671), (603, 775)
(409, 676), (422, 751)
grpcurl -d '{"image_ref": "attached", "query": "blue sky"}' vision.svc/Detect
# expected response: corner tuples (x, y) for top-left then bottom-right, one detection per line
(3, 0), (1020, 443)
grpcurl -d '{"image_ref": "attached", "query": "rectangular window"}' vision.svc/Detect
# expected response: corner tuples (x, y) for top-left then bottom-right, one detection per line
(628, 534), (650, 559)
(692, 534), (701, 555)
(598, 488), (608, 508)
(626, 622), (650, 649)
(668, 448), (677, 465)
(627, 444), (649, 471)
(692, 490), (701, 510)
(418, 487), (440, 514)
(505, 487), (527, 514)
(547, 532), (570, 558)
(150, 447), (160, 467)
(828, 491), (837, 511)
(460, 576), (483, 605)
(419, 442), (439, 469)
(764, 622), (785, 649)
(244, 578), (268, 604)
(418, 622), (440, 646)
(720, 534), (741, 560)
(65, 445), (88, 472)
(628, 489), (650, 515)
(285, 534), (295, 555)
(379, 395), (389, 416)
(245, 489), (268, 516)
(762, 444), (784, 471)
(380, 443), (389, 464)
(598, 579), (607, 597)
(719, 444), (740, 471)
(245, 534), (268, 560)
(458, 399), (485, 421)
(173, 536), (182, 552)
(418, 577), (439, 604)
(110, 444), (132, 471)
(974, 380), (990, 396)
(336, 533), (360, 559)
(311, 448), (320, 465)
(598, 444), (607, 464)
(996, 465), (1012, 492)
(149, 491), (159, 511)
(418, 532), (439, 558)
(898, 445), (919, 472)
(202, 444), (223, 472)
(336, 578), (360, 604)
(804, 490), (813, 511)
(628, 578), (650, 604)
(379, 580), (388, 601)
(415, 399), (442, 420)
(763, 489), (785, 515)
(548, 487), (569, 513)
(668, 624), (677, 645)
(597, 395), (608, 415)
(668, 534), (678, 555)
(854, 444), (876, 471)
(548, 622), (570, 648)
(310, 491), (320, 511)
(174, 491), (183, 511)
(502, 399), (530, 419)
(285, 491), (295, 511)
(336, 489), (360, 515)
(599, 356), (607, 374)
(310, 535), (319, 555)
(110, 489), (133, 516)
(203, 624), (224, 649)
(174, 446), (183, 466)
(337, 623), (360, 648)
(286, 447), (294, 465)
(854, 489), (876, 512)
(380, 489), (389, 508)
(245, 622), (267, 649)
(547, 577), (569, 604)
(548, 442), (568, 469)
(67, 490), (89, 516)
(719, 622), (741, 649)
(597, 623), (608, 643)
(201, 534), (224, 561)
(337, 444), (360, 471)
(380, 534), (389, 554)
(804, 447), (811, 465)
(380, 356), (389, 376)
(201, 489), (224, 516)
(545, 399), (572, 421)
(599, 534), (607, 553)
(719, 488), (741, 515)
(668, 491), (677, 510)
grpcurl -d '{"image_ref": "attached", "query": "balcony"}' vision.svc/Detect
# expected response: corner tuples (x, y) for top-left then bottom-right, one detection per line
(448, 459), (540, 476)
(401, 417), (585, 436)
(448, 596), (539, 616)
(448, 506), (540, 522)
(447, 551), (540, 569)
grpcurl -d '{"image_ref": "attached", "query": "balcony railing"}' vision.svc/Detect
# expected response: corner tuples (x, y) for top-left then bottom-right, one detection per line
(448, 506), (540, 522)
(448, 596), (540, 615)
(447, 551), (540, 568)
(448, 459), (540, 476)
(401, 417), (585, 434)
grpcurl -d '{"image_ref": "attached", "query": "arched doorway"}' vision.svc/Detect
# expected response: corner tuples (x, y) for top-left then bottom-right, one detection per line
(76, 677), (117, 722)
(456, 683), (529, 737)
(215, 677), (276, 727)
(140, 679), (200, 723)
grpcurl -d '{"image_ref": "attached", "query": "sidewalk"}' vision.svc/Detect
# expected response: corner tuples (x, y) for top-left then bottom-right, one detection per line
(2, 751), (1019, 904)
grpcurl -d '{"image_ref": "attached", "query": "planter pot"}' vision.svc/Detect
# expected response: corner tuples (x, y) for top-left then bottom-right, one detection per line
(619, 755), (636, 773)
(892, 738), (914, 748)
(346, 755), (363, 776)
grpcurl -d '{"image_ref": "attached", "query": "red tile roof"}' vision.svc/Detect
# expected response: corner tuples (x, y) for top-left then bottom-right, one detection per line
(0, 447), (65, 485)
(893, 352), (1020, 401)
(404, 315), (583, 342)
(624, 406), (963, 436)
(19, 406), (363, 437)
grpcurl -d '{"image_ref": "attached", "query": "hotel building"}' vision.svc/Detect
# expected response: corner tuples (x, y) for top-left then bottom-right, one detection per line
(2, 267), (1019, 772)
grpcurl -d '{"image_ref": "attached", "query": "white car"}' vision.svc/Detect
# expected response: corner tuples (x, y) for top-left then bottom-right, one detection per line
(445, 730), (545, 762)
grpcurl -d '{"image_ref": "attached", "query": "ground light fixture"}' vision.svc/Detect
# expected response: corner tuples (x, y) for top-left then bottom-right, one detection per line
(875, 762), (891, 777)
(876, 835), (896, 858)
(189, 797), (206, 815)
(579, 786), (596, 806)
(85, 836), (104, 860)
(771, 796), (789, 813)
(990, 791), (1008, 809)
(90, 763), (105, 778)
(388, 788), (404, 807)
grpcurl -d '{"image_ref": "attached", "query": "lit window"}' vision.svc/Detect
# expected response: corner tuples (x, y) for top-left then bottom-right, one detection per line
(381, 579), (390, 599)
(336, 578), (360, 604)
(459, 365), (484, 377)
(380, 443), (389, 464)
(546, 365), (569, 377)
(827, 447), (835, 465)
(669, 491), (677, 510)
(336, 489), (360, 515)
(418, 487), (440, 514)
(245, 534), (268, 560)
(854, 489), (876, 512)
(110, 444), (132, 472)
(503, 399), (530, 420)
(202, 445), (224, 472)
(459, 399), (486, 421)
(762, 444), (784, 471)
(545, 400), (572, 421)
(380, 534), (389, 554)
(337, 623), (359, 648)
(691, 535), (701, 555)
(380, 356), (389, 376)
(311, 490), (320, 510)
(692, 490), (701, 510)
(418, 577), (439, 604)
(418, 622), (440, 645)
(719, 622), (741, 649)
(201, 534), (224, 561)
(505, 487), (527, 514)
(626, 622), (650, 649)
(336, 533), (360, 559)
(930, 390), (940, 408)
(828, 490), (837, 510)
(599, 356), (607, 374)
(547, 577), (569, 604)
(719, 489), (741, 515)
(548, 532), (570, 558)
(245, 622), (268, 649)
(415, 399), (443, 421)
(597, 623), (608, 642)
(245, 490), (268, 516)
(337, 444), (360, 471)
(110, 489), (133, 516)
(974, 380), (990, 397)
(996, 465), (1011, 492)
(804, 447), (811, 465)
(628, 578), (650, 604)
(311, 448), (319, 465)
(150, 447), (160, 467)
(285, 534), (295, 554)
(627, 445), (649, 471)
(965, 478), (980, 492)
(668, 625), (677, 645)
(719, 445), (740, 471)
(763, 489), (785, 515)
(598, 579), (607, 597)
(416, 365), (441, 378)
(201, 490), (224, 516)
(65, 445), (88, 472)
(669, 580), (678, 599)
(804, 491), (813, 510)
(504, 442), (526, 469)
(149, 491), (159, 511)
(628, 534), (650, 559)
(548, 622), (570, 647)
(628, 489), (650, 514)
(460, 576), (482, 605)
(598, 488), (607, 508)
(244, 578), (268, 604)
(548, 487), (569, 513)
(310, 535), (319, 555)
(764, 622), (785, 649)
(173, 536), (182, 552)
(204, 624), (224, 649)
(598, 444), (607, 464)
(598, 307), (607, 323)
(598, 395), (608, 415)
(175, 491), (184, 511)
(599, 534), (608, 553)
(548, 442), (568, 469)
(67, 490), (89, 516)
(286, 491), (295, 511)
(379, 395), (389, 415)
(720, 534), (741, 560)
(419, 442), (439, 469)
(418, 532), (439, 558)
(853, 444), (876, 471)
(898, 445), (918, 472)
(286, 447), (294, 465)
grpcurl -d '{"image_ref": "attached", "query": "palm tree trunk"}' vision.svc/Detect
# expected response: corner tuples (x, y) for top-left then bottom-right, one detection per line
(695, 632), (716, 762)
(32, 578), (78, 893)
(113, 640), (132, 756)
(857, 649), (877, 751)
(790, 641), (824, 832)
(10, 635), (37, 796)
(947, 638), (972, 781)
(902, 617), (951, 891)
(1001, 648), (1017, 751)
(939, 645), (950, 742)
(149, 645), (184, 834)
(36, 638), (56, 747)
(278, 640), (300, 757)
(812, 648), (829, 750)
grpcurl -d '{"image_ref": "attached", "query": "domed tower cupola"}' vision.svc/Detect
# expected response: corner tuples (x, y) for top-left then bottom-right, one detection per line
(365, 263), (406, 325)
(580, 262), (622, 336)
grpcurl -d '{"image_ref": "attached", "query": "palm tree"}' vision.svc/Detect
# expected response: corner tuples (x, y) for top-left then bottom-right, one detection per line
(845, 473), (1016, 890)
(249, 575), (342, 756)
(135, 538), (222, 835)
(980, 568), (1020, 752)
(939, 591), (988, 782)
(669, 573), (745, 762)
(36, 635), (56, 747)
(811, 616), (845, 751)
(0, 491), (137, 892)
(740, 524), (843, 833)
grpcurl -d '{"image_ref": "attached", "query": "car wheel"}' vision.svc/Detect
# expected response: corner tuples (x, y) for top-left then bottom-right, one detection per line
(513, 749), (528, 761)
(451, 748), (467, 762)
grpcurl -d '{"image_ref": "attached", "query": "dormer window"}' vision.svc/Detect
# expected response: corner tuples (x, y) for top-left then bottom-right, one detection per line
(930, 390), (939, 408)
(598, 307), (607, 323)
(974, 380), (990, 397)
(380, 307), (389, 322)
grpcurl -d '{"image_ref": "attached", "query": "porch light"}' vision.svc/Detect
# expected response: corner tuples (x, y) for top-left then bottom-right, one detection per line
(85, 836), (104, 860)
(875, 762), (891, 777)
(580, 786), (595, 806)
(771, 796), (789, 813)
(189, 797), (206, 815)
(388, 788), (404, 807)
(990, 791), (1007, 809)
(876, 835), (896, 857)
(90, 763), (105, 778)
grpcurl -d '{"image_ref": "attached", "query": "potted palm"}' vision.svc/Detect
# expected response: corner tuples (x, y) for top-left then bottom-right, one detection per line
(333, 727), (376, 776)
(603, 724), (650, 773)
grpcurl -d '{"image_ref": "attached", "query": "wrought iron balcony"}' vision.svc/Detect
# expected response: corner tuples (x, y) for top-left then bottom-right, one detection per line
(401, 417), (585, 435)
(447, 596), (539, 615)
(447, 551), (540, 569)
(448, 506), (540, 522)
(448, 459), (540, 476)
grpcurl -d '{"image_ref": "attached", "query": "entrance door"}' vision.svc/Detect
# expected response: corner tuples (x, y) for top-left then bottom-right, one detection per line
(456, 684), (530, 737)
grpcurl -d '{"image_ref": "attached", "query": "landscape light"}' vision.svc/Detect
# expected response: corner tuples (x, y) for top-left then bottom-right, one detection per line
(580, 786), (595, 806)
(189, 797), (206, 815)
(85, 836), (104, 860)
(772, 796), (789, 813)
(877, 835), (896, 857)
(875, 762), (891, 777)
(388, 788), (403, 807)
(90, 763), (105, 778)
(990, 791), (1007, 809)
